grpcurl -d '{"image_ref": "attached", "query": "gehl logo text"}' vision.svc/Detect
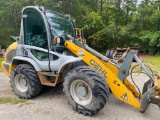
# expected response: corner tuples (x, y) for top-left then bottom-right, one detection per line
(90, 59), (107, 79)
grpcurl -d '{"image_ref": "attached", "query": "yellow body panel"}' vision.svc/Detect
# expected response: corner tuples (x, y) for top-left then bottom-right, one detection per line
(100, 60), (119, 75)
(1, 61), (10, 76)
(65, 41), (141, 109)
(9, 64), (17, 76)
(124, 79), (142, 99)
(101, 58), (142, 99)
(156, 79), (160, 89)
(1, 62), (15, 77)
(158, 79), (160, 86)
(4, 42), (18, 61)
(1, 42), (18, 77)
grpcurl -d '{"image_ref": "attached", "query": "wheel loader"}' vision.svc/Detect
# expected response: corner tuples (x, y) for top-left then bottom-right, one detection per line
(1, 6), (160, 116)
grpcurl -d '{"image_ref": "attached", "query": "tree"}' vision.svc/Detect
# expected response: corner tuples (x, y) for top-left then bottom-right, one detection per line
(0, 0), (160, 54)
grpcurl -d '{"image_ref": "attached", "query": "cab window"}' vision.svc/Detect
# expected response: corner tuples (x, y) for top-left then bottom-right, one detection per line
(23, 8), (47, 49)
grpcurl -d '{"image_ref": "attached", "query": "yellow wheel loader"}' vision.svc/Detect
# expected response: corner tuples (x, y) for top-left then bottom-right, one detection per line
(1, 6), (160, 116)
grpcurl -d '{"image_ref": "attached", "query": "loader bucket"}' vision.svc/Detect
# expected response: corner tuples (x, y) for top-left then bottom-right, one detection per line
(140, 78), (160, 113)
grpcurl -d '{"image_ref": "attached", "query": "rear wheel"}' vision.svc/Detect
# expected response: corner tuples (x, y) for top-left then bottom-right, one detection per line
(10, 64), (42, 99)
(63, 66), (109, 116)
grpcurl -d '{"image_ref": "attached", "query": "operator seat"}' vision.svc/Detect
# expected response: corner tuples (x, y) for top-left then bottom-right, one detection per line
(31, 24), (47, 48)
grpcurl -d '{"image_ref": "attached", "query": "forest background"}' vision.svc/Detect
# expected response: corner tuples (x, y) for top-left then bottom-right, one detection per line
(0, 0), (160, 54)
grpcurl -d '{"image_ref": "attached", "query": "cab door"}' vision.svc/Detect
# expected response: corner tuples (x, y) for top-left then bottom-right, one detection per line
(17, 6), (70, 72)
(21, 7), (51, 71)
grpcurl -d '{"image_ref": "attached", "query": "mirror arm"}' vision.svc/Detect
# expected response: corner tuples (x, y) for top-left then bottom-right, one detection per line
(10, 36), (20, 42)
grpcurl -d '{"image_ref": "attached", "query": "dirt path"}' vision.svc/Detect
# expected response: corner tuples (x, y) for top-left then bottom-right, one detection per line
(0, 72), (159, 120)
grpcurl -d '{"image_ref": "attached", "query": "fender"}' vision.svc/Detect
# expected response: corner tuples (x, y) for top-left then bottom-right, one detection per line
(58, 58), (82, 73)
(12, 56), (41, 71)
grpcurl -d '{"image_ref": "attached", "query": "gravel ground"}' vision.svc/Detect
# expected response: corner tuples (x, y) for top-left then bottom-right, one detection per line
(0, 72), (159, 120)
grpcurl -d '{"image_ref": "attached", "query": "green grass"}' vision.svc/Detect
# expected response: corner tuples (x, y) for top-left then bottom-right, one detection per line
(143, 55), (160, 68)
(0, 97), (27, 104)
(138, 55), (160, 74)
(126, 54), (160, 74)
(0, 58), (4, 72)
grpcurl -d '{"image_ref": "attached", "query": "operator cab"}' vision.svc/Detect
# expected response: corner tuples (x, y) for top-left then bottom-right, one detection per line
(19, 6), (76, 71)
(23, 7), (74, 53)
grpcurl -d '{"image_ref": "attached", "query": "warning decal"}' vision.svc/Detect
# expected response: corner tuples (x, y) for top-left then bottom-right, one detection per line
(121, 93), (128, 101)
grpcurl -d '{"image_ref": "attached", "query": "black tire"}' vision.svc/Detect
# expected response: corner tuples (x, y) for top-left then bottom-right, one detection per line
(10, 64), (43, 99)
(63, 66), (109, 116)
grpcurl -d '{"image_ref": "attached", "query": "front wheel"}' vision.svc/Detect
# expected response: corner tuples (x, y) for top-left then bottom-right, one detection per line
(10, 64), (43, 99)
(63, 66), (109, 116)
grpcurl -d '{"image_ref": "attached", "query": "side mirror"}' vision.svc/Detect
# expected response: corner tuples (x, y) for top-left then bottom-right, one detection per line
(64, 14), (70, 19)
(11, 36), (20, 42)
(21, 14), (27, 18)
(53, 37), (64, 46)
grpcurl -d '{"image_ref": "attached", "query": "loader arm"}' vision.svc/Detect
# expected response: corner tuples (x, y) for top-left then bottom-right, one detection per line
(65, 41), (160, 112)
(64, 41), (141, 109)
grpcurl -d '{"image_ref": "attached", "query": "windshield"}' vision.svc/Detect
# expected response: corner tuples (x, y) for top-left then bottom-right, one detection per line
(46, 11), (74, 37)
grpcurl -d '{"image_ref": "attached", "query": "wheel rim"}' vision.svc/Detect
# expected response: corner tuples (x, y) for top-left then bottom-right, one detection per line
(70, 79), (92, 105)
(15, 74), (29, 92)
